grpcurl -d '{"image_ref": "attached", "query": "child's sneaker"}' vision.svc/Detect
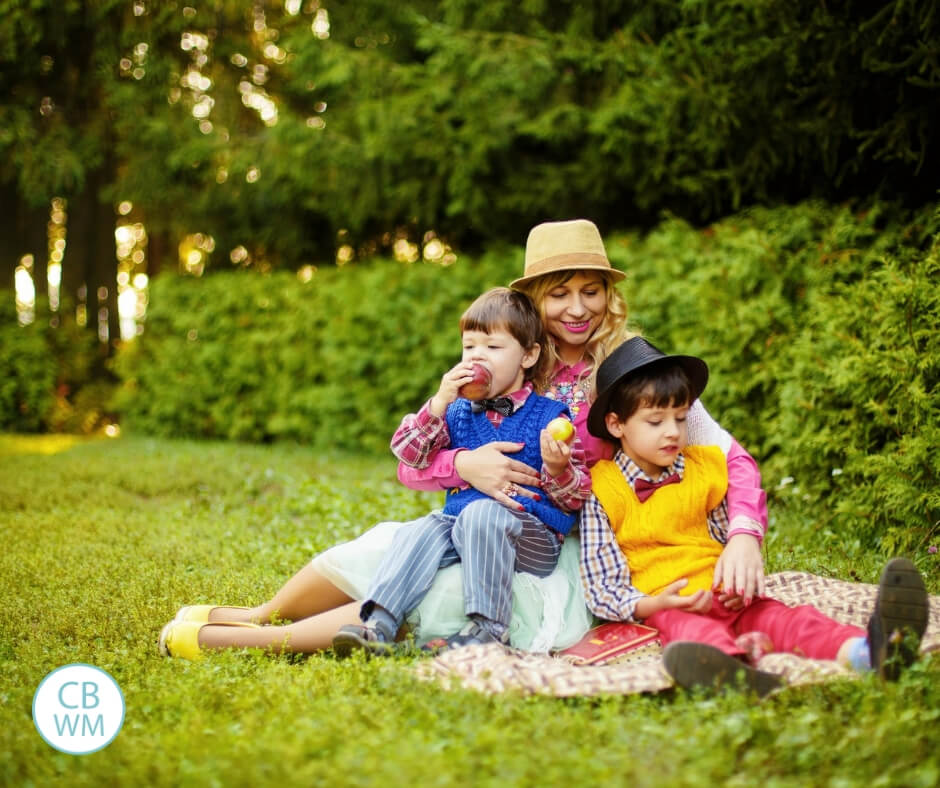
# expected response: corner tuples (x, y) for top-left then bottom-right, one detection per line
(868, 557), (929, 680)
(422, 620), (510, 654)
(663, 641), (782, 698)
(332, 623), (395, 659)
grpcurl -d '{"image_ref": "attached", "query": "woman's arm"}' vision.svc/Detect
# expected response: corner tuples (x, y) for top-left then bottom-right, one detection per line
(397, 449), (464, 491)
(687, 400), (767, 534)
(397, 444), (543, 509)
(390, 401), (451, 469)
(724, 439), (767, 539)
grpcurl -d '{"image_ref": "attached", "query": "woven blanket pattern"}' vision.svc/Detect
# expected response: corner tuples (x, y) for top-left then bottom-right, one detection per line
(416, 571), (939, 697)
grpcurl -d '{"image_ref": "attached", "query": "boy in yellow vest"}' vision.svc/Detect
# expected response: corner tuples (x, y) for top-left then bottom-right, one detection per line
(579, 337), (929, 695)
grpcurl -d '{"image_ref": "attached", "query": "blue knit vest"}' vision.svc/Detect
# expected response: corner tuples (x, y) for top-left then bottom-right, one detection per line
(442, 394), (577, 535)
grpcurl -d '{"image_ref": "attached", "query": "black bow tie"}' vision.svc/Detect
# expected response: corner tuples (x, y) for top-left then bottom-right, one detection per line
(471, 397), (515, 417)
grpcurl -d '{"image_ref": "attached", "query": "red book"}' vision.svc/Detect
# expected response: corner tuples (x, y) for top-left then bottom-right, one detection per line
(557, 622), (660, 665)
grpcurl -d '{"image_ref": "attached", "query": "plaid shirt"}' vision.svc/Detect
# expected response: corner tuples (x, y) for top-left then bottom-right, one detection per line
(390, 382), (591, 512)
(579, 449), (730, 622)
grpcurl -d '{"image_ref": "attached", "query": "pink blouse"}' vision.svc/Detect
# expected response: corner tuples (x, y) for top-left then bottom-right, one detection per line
(396, 360), (768, 530)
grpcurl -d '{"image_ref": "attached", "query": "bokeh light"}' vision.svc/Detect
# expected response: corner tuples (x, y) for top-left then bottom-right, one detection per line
(14, 259), (36, 325)
(114, 213), (149, 339)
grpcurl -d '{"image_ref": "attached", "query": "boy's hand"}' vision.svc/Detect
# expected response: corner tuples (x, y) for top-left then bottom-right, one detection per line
(717, 591), (746, 611)
(429, 362), (479, 417)
(712, 533), (764, 605)
(539, 427), (572, 478)
(636, 578), (713, 618)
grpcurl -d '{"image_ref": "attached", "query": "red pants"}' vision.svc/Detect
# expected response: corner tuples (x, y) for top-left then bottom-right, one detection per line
(647, 595), (866, 661)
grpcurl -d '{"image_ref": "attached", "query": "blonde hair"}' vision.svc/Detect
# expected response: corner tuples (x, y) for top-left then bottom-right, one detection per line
(517, 270), (637, 396)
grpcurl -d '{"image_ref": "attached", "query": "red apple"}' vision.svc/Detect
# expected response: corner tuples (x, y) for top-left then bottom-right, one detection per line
(545, 416), (575, 443)
(458, 363), (492, 400)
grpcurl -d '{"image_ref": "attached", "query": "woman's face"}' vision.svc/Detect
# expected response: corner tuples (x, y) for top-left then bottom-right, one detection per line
(541, 272), (608, 362)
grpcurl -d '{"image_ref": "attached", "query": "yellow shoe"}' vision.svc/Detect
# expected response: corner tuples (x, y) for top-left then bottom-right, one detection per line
(158, 620), (260, 661)
(173, 604), (253, 624)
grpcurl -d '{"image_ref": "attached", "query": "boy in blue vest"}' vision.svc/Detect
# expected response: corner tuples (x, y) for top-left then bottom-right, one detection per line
(581, 336), (929, 694)
(334, 287), (591, 655)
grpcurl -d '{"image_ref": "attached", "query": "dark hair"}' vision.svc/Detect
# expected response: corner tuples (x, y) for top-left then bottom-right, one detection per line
(459, 287), (548, 384)
(605, 362), (694, 422)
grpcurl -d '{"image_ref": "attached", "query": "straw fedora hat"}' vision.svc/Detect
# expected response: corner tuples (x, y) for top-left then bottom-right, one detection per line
(511, 219), (626, 289)
(587, 337), (709, 442)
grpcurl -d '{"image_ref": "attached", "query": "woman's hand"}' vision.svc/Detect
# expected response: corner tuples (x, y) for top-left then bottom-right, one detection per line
(712, 533), (765, 605)
(454, 443), (542, 509)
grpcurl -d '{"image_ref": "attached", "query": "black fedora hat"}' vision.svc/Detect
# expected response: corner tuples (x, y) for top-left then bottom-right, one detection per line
(587, 337), (709, 442)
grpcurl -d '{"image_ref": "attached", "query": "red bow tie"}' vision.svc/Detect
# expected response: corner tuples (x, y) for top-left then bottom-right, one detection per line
(634, 473), (680, 503)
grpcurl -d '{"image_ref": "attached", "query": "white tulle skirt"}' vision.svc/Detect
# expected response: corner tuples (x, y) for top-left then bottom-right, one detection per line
(311, 515), (593, 652)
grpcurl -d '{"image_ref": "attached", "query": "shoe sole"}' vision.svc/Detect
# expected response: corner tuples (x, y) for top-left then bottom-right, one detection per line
(158, 621), (174, 657)
(872, 557), (929, 679)
(332, 630), (395, 659)
(663, 641), (782, 698)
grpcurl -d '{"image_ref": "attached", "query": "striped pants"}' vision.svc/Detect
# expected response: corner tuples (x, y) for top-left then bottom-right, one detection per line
(362, 499), (562, 629)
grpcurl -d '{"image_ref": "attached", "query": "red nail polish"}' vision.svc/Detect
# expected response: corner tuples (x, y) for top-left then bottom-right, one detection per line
(533, 494), (542, 501)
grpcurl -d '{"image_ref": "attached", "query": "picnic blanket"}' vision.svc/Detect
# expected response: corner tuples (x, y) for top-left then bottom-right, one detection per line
(416, 571), (939, 696)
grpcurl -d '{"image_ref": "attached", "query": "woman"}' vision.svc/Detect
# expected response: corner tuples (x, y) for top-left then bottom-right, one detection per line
(159, 220), (766, 659)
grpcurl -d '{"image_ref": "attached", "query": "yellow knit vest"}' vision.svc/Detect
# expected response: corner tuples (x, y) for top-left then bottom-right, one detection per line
(591, 446), (728, 597)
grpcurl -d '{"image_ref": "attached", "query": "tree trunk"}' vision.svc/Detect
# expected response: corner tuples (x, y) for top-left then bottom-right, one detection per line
(64, 163), (118, 348)
(92, 205), (119, 345)
(0, 183), (48, 320)
(147, 229), (172, 278)
(0, 181), (18, 292)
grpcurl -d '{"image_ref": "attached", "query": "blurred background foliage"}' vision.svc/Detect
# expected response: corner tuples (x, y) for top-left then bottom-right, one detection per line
(105, 200), (936, 552)
(3, 1), (938, 277)
(1, 1), (938, 551)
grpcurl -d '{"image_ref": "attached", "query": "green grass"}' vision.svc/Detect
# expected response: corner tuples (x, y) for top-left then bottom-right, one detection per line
(1, 435), (938, 787)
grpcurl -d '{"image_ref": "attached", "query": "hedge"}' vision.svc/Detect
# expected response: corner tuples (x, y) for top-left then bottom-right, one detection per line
(0, 296), (56, 432)
(616, 201), (939, 553)
(111, 249), (517, 450)
(105, 199), (938, 552)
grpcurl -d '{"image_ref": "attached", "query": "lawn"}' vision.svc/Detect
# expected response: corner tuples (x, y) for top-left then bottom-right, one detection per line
(1, 435), (938, 787)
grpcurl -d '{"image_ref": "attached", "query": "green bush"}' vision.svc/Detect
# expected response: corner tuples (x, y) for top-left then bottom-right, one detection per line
(114, 200), (939, 552)
(113, 251), (517, 451)
(0, 293), (56, 431)
(0, 294), (111, 434)
(615, 201), (939, 552)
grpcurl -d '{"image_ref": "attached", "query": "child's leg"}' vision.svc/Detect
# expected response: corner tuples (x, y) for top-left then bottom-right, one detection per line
(735, 599), (865, 661)
(360, 511), (458, 633)
(451, 499), (561, 637)
(647, 601), (742, 655)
